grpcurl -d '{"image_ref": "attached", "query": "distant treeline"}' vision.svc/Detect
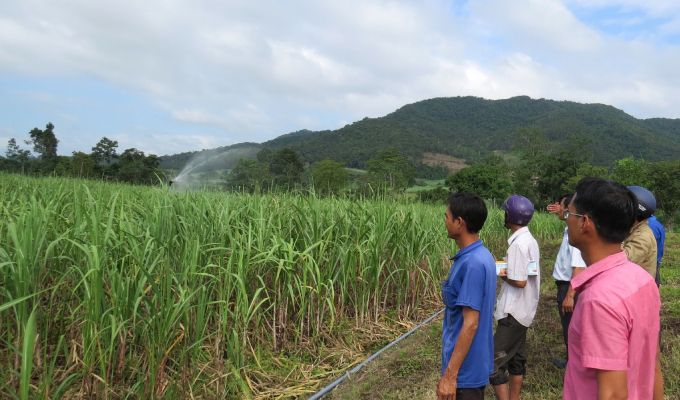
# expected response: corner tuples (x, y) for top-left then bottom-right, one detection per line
(4, 122), (679, 230)
(1, 123), (163, 184)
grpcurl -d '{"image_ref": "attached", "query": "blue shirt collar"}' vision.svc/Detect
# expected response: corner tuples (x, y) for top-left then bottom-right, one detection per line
(450, 239), (483, 261)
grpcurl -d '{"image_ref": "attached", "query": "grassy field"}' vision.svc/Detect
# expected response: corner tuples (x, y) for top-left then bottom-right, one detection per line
(406, 179), (446, 193)
(321, 233), (680, 400)
(0, 173), (565, 399)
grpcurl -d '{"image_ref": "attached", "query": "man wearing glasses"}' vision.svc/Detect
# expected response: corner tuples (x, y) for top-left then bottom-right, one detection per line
(563, 178), (660, 400)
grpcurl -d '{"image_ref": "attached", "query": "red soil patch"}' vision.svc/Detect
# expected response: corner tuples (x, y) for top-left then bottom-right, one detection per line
(422, 153), (468, 174)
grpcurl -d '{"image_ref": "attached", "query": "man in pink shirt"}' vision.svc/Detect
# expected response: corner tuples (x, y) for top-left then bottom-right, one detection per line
(564, 177), (660, 400)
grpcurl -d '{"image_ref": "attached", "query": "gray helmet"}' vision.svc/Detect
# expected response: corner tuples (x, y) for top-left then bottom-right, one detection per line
(627, 186), (656, 219)
(501, 195), (534, 225)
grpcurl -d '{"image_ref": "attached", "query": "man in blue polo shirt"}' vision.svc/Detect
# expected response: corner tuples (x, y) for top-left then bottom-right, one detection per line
(438, 193), (497, 400)
(648, 214), (665, 285)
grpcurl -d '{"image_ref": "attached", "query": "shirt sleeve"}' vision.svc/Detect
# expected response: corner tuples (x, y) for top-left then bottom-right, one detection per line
(570, 246), (587, 269)
(506, 242), (529, 281)
(622, 232), (657, 276)
(455, 262), (486, 312)
(579, 300), (629, 371)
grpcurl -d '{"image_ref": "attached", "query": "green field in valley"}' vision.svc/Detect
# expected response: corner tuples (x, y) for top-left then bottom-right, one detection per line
(405, 179), (446, 193)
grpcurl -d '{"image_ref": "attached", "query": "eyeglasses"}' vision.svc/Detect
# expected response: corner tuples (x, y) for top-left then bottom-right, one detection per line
(564, 210), (600, 228)
(564, 210), (585, 219)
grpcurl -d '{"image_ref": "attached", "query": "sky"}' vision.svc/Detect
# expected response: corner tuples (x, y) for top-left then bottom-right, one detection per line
(2, 0), (680, 157)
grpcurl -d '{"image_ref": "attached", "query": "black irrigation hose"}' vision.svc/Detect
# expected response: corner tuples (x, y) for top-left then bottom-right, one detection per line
(309, 308), (445, 400)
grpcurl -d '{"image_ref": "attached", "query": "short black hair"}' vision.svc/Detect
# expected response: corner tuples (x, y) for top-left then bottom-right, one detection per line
(561, 193), (574, 208)
(573, 178), (637, 244)
(448, 193), (488, 233)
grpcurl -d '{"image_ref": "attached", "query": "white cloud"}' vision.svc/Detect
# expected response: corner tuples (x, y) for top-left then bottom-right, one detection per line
(460, 0), (680, 118)
(0, 0), (461, 115)
(170, 104), (272, 136)
(564, 0), (680, 14)
(111, 131), (226, 156)
(468, 0), (605, 53)
(563, 0), (680, 36)
(61, 114), (78, 121)
(2, 0), (680, 156)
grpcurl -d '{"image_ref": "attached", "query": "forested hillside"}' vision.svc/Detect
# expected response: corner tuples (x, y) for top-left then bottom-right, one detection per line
(159, 96), (680, 171)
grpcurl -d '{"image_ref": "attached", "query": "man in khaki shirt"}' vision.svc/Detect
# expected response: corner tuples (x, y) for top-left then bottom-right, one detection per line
(622, 218), (657, 276)
(622, 185), (662, 400)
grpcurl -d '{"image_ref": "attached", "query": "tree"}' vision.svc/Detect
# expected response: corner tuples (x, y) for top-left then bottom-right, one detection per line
(312, 159), (348, 195)
(269, 148), (304, 187)
(142, 154), (161, 171)
(610, 156), (651, 187)
(446, 165), (513, 201)
(117, 148), (161, 184)
(562, 162), (609, 193)
(256, 148), (274, 164)
(649, 160), (680, 232)
(91, 137), (119, 164)
(27, 123), (58, 159)
(6, 138), (19, 159)
(117, 149), (145, 183)
(228, 158), (270, 192)
(534, 136), (593, 204)
(5, 138), (31, 174)
(510, 127), (551, 202)
(53, 156), (73, 177)
(417, 186), (450, 204)
(483, 153), (506, 167)
(71, 152), (96, 178)
(511, 126), (553, 161)
(365, 147), (415, 191)
(511, 129), (594, 206)
(26, 123), (59, 174)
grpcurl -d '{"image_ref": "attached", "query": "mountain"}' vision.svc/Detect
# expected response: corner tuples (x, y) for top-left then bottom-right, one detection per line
(160, 96), (680, 172)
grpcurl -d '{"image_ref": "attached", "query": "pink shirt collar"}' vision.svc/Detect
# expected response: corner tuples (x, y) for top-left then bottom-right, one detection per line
(570, 251), (628, 293)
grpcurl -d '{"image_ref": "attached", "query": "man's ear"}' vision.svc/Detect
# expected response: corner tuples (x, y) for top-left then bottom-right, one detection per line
(457, 216), (468, 230)
(582, 215), (594, 234)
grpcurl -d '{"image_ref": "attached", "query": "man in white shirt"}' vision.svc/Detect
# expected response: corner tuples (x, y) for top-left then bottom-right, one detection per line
(490, 195), (540, 400)
(547, 193), (586, 369)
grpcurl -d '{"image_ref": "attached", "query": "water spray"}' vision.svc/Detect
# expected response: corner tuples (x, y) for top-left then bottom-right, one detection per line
(173, 152), (231, 182)
(169, 147), (260, 190)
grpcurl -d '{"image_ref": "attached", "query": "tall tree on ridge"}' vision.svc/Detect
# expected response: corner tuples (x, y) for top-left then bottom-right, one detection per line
(26, 123), (59, 173)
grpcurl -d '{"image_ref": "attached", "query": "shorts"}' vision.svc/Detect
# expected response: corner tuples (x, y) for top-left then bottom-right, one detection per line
(456, 386), (485, 400)
(489, 314), (528, 385)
